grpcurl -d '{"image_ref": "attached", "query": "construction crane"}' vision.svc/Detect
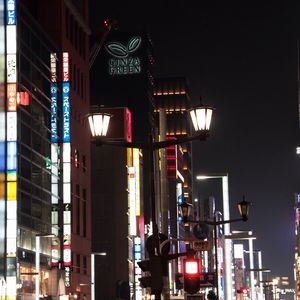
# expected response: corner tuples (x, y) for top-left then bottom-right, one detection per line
(89, 18), (118, 70)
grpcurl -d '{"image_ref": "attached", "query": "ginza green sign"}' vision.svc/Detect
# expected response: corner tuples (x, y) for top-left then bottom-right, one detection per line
(105, 36), (142, 75)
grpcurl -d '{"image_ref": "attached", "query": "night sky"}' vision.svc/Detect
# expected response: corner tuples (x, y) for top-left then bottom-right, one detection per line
(90, 1), (300, 281)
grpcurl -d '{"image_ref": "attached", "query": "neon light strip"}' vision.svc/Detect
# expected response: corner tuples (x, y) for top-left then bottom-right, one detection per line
(6, 1), (17, 299)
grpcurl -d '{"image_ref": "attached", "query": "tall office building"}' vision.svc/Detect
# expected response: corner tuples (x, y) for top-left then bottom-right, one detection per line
(153, 77), (193, 293)
(0, 1), (92, 300)
(90, 31), (154, 300)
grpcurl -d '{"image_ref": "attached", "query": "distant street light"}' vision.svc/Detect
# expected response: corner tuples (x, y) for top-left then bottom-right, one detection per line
(226, 231), (257, 300)
(88, 100), (214, 299)
(91, 252), (107, 300)
(196, 173), (233, 300)
(179, 198), (250, 300)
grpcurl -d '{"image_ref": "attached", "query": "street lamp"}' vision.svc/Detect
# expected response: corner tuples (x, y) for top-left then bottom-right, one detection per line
(196, 173), (233, 300)
(179, 198), (250, 300)
(35, 233), (55, 300)
(88, 101), (214, 299)
(245, 249), (270, 300)
(91, 252), (107, 300)
(226, 230), (257, 300)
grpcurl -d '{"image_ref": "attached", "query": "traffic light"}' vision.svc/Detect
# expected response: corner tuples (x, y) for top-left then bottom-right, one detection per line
(183, 257), (201, 294)
(137, 255), (163, 295)
(237, 287), (249, 297)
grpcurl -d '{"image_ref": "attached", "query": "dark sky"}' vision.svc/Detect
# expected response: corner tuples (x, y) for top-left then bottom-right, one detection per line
(90, 1), (300, 281)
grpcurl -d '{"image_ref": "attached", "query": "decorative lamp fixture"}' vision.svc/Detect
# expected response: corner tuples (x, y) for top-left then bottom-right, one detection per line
(189, 97), (214, 133)
(237, 196), (250, 221)
(88, 113), (111, 137)
(179, 201), (193, 224)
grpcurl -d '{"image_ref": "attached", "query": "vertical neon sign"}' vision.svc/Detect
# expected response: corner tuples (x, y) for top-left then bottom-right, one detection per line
(50, 53), (60, 266)
(62, 52), (71, 287)
(5, 0), (17, 299)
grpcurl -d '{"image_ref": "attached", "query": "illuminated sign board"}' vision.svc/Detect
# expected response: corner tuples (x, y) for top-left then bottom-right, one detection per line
(7, 83), (16, 112)
(50, 54), (60, 267)
(133, 149), (140, 216)
(50, 53), (57, 83)
(6, 0), (17, 298)
(7, 54), (16, 83)
(6, 0), (16, 25)
(50, 83), (58, 142)
(62, 52), (69, 82)
(128, 167), (137, 236)
(62, 82), (70, 142)
(105, 36), (142, 76)
(61, 52), (71, 287)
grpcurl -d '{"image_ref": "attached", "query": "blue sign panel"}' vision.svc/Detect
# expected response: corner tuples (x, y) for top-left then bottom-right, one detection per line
(6, 0), (16, 25)
(50, 83), (58, 143)
(62, 82), (70, 142)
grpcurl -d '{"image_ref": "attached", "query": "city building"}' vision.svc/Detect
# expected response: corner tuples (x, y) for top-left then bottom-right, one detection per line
(153, 77), (193, 294)
(0, 1), (92, 300)
(90, 31), (154, 300)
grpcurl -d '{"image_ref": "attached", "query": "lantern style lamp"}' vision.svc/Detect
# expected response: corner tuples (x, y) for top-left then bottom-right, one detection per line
(237, 196), (250, 221)
(189, 98), (214, 133)
(88, 113), (112, 138)
(179, 201), (193, 225)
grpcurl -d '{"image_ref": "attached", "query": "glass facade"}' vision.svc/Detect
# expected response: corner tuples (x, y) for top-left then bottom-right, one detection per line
(16, 3), (60, 297)
(18, 3), (58, 247)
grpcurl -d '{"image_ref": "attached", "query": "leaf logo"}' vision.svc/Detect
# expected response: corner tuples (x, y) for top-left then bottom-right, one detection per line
(106, 36), (142, 58)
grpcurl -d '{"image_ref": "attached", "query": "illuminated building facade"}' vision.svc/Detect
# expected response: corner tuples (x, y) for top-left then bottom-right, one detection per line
(153, 77), (193, 293)
(0, 1), (92, 299)
(0, 2), (61, 299)
(90, 32), (154, 300)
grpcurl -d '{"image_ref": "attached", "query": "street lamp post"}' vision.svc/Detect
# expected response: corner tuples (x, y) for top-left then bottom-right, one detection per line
(88, 101), (214, 299)
(35, 234), (55, 300)
(196, 173), (233, 300)
(91, 252), (107, 300)
(179, 198), (250, 300)
(246, 250), (270, 300)
(225, 231), (257, 300)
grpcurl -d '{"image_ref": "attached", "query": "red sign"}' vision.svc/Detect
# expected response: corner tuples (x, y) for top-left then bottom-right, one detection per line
(62, 52), (69, 82)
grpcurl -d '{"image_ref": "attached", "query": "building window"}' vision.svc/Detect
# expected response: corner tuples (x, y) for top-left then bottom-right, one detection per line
(82, 188), (86, 237)
(80, 72), (83, 98)
(74, 21), (78, 50)
(83, 256), (87, 275)
(76, 184), (80, 234)
(74, 149), (79, 168)
(73, 64), (76, 91)
(70, 14), (74, 44)
(77, 254), (80, 273)
(65, 8), (69, 39)
(82, 33), (86, 59)
(77, 68), (80, 95)
(82, 155), (86, 173)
